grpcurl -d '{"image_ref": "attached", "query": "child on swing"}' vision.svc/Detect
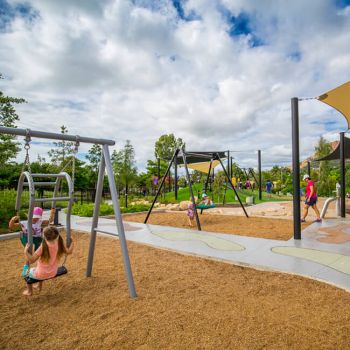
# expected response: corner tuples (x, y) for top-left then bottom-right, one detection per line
(9, 207), (56, 251)
(200, 193), (213, 206)
(23, 226), (74, 296)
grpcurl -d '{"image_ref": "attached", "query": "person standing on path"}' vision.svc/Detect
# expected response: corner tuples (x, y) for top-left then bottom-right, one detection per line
(301, 174), (321, 223)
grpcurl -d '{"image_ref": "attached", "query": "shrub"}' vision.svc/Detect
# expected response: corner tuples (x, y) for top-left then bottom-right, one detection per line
(71, 202), (150, 217)
(0, 189), (29, 229)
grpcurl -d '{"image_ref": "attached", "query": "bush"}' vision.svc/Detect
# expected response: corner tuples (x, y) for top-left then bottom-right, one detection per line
(71, 203), (115, 217)
(121, 203), (150, 213)
(0, 189), (29, 229)
(71, 202), (150, 217)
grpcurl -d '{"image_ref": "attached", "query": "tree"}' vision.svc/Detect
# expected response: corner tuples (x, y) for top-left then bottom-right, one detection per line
(111, 140), (137, 206)
(0, 73), (26, 164)
(314, 136), (333, 196)
(86, 144), (102, 171)
(154, 133), (184, 160)
(86, 144), (102, 188)
(48, 125), (75, 167)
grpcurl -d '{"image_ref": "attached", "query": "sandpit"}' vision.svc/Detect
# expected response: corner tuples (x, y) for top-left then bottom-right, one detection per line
(1, 231), (350, 349)
(124, 212), (311, 240)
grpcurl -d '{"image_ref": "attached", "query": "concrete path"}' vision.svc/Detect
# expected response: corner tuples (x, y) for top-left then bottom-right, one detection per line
(71, 213), (350, 292)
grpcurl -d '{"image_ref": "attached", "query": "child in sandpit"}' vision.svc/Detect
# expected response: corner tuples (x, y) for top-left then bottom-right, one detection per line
(187, 201), (195, 227)
(22, 226), (74, 296)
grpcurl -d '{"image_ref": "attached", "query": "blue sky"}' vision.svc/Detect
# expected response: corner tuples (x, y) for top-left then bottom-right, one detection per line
(0, 0), (350, 170)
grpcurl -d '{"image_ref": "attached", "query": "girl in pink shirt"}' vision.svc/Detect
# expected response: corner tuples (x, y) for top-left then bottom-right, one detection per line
(23, 226), (74, 296)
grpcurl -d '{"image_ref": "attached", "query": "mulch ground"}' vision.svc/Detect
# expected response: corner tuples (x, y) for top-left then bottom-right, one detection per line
(123, 212), (311, 240)
(1, 231), (350, 349)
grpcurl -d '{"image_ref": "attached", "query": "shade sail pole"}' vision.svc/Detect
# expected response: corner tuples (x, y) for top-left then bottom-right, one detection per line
(340, 132), (346, 218)
(291, 97), (301, 240)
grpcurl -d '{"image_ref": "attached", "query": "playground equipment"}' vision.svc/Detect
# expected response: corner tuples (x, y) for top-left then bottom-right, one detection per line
(320, 183), (341, 218)
(144, 148), (249, 231)
(0, 126), (137, 298)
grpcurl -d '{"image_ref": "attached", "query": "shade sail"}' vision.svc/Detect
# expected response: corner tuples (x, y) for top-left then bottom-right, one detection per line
(176, 151), (227, 165)
(316, 136), (350, 161)
(180, 160), (221, 174)
(318, 81), (350, 128)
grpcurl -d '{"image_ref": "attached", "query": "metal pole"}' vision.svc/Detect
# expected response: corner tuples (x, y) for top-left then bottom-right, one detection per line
(204, 159), (213, 193)
(144, 149), (179, 223)
(125, 182), (128, 208)
(86, 154), (106, 277)
(182, 150), (201, 230)
(227, 150), (230, 179)
(217, 155), (249, 218)
(0, 126), (115, 145)
(230, 156), (233, 180)
(258, 150), (262, 200)
(291, 97), (301, 239)
(103, 145), (137, 298)
(174, 155), (178, 200)
(307, 161), (311, 176)
(340, 132), (346, 218)
(157, 157), (160, 179)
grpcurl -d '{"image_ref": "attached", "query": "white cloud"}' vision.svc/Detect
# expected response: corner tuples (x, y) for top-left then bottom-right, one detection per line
(1, 0), (350, 172)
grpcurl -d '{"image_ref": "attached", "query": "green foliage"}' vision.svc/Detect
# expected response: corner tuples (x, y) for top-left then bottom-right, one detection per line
(313, 136), (333, 196)
(154, 134), (184, 160)
(48, 125), (75, 167)
(0, 73), (26, 164)
(112, 140), (137, 189)
(0, 189), (28, 228)
(212, 172), (225, 202)
(85, 144), (102, 187)
(71, 203), (114, 217)
(71, 202), (150, 217)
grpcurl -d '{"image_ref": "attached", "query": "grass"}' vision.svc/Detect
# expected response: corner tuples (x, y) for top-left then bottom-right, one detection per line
(163, 185), (292, 205)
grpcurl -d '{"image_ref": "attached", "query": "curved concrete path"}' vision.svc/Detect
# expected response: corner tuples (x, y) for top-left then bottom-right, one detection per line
(70, 214), (350, 292)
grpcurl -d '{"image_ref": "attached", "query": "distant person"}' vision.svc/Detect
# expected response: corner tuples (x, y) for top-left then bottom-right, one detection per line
(266, 180), (273, 197)
(245, 179), (251, 190)
(301, 174), (321, 223)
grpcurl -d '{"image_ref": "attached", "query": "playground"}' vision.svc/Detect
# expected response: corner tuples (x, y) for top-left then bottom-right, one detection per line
(1, 78), (350, 349)
(2, 229), (350, 349)
(124, 210), (307, 240)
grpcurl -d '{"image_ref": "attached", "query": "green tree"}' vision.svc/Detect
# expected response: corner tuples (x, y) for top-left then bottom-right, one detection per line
(314, 136), (333, 196)
(48, 125), (75, 167)
(0, 73), (26, 164)
(154, 134), (184, 160)
(111, 140), (137, 206)
(86, 144), (102, 171)
(86, 144), (102, 188)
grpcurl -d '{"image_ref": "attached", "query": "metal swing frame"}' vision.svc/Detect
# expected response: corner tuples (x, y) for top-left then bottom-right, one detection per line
(0, 126), (137, 298)
(144, 147), (249, 231)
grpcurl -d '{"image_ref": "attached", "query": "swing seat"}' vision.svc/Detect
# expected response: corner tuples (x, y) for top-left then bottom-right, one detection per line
(24, 266), (68, 284)
(196, 204), (216, 210)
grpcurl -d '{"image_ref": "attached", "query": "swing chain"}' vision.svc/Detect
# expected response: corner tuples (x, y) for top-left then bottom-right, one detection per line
(22, 129), (32, 174)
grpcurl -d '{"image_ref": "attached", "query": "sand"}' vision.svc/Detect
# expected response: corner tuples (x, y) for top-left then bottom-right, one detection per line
(124, 212), (311, 240)
(1, 231), (350, 349)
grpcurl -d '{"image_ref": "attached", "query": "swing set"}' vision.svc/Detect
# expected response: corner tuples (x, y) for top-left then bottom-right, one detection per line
(144, 147), (249, 231)
(0, 126), (137, 298)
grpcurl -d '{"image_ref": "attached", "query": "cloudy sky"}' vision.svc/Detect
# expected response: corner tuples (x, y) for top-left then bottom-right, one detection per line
(1, 0), (350, 171)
